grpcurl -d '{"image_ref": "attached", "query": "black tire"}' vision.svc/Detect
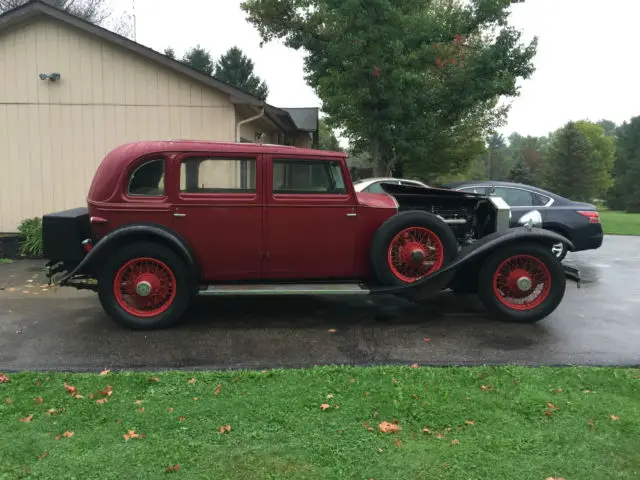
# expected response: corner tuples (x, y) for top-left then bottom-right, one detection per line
(97, 242), (191, 329)
(477, 242), (566, 324)
(550, 240), (568, 261)
(371, 211), (458, 286)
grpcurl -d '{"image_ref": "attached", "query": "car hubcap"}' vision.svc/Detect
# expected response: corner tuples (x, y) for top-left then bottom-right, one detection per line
(387, 227), (444, 283)
(135, 281), (152, 297)
(493, 255), (552, 311)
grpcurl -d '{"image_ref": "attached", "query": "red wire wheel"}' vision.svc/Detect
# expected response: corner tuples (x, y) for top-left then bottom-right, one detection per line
(492, 254), (552, 311)
(387, 227), (444, 283)
(113, 257), (177, 317)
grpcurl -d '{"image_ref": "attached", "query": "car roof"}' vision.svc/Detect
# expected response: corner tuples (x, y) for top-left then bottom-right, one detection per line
(106, 140), (348, 160)
(442, 180), (563, 200)
(354, 177), (425, 187)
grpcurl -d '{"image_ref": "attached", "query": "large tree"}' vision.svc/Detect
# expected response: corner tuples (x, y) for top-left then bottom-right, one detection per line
(573, 120), (615, 198)
(241, 0), (537, 180)
(214, 46), (269, 100)
(181, 45), (214, 76)
(542, 122), (600, 202)
(318, 117), (341, 151)
(606, 116), (640, 212)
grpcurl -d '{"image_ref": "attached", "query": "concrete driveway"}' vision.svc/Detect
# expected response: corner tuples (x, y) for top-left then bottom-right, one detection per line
(1, 235), (639, 371)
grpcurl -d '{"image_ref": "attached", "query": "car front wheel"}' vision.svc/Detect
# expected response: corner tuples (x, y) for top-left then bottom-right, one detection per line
(477, 243), (566, 323)
(97, 242), (191, 329)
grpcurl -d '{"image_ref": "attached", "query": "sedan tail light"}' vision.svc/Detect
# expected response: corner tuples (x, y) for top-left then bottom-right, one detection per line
(578, 210), (600, 224)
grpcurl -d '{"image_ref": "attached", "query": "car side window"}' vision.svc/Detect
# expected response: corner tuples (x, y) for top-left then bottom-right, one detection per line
(460, 186), (489, 195)
(128, 158), (165, 196)
(273, 159), (347, 194)
(493, 187), (536, 207)
(180, 157), (256, 193)
(531, 192), (550, 206)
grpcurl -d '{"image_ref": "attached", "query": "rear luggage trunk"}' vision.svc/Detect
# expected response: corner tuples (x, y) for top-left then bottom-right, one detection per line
(42, 207), (91, 264)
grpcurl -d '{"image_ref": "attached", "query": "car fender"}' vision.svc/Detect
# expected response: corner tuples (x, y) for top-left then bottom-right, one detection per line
(59, 223), (200, 289)
(370, 227), (574, 298)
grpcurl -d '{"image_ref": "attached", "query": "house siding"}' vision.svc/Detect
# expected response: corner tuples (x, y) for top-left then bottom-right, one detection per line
(0, 19), (237, 232)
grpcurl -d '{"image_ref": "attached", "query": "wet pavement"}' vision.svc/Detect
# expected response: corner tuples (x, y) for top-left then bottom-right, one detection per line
(1, 235), (639, 371)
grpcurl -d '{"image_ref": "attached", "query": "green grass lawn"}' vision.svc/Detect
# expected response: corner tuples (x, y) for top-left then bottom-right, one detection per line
(599, 209), (640, 235)
(1, 366), (639, 479)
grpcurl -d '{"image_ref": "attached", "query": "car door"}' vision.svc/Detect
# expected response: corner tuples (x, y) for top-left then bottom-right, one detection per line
(491, 187), (551, 226)
(170, 152), (263, 281)
(264, 155), (358, 280)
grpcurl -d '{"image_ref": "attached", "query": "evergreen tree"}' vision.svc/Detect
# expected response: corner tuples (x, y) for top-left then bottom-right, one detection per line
(508, 156), (534, 184)
(214, 47), (269, 100)
(182, 45), (214, 76)
(607, 116), (640, 211)
(164, 47), (176, 60)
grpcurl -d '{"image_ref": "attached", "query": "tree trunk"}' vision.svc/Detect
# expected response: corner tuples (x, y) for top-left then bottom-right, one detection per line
(371, 138), (389, 177)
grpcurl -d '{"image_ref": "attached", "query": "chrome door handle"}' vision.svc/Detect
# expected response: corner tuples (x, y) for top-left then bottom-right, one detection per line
(173, 213), (186, 217)
(346, 213), (357, 217)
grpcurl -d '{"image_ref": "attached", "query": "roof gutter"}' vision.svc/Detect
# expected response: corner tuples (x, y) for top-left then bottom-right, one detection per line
(236, 107), (265, 142)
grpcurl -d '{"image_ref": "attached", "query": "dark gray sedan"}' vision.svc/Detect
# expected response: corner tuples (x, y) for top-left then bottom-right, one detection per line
(442, 180), (604, 260)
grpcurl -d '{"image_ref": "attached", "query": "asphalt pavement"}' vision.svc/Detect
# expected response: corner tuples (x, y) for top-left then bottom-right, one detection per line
(1, 235), (639, 371)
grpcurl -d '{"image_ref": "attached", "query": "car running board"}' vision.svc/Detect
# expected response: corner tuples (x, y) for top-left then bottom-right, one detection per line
(198, 283), (371, 296)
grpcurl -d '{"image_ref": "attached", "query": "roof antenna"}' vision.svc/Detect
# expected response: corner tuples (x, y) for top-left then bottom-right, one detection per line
(132, 0), (137, 42)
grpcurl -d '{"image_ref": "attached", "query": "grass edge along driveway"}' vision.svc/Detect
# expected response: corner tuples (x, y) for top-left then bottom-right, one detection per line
(599, 209), (640, 235)
(1, 366), (639, 479)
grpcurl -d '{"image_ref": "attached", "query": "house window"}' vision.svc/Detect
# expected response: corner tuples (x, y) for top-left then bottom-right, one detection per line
(180, 157), (256, 193)
(128, 158), (165, 196)
(273, 159), (346, 194)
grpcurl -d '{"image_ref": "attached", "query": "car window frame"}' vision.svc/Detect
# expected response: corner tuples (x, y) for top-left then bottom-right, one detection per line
(271, 158), (349, 195)
(124, 155), (168, 201)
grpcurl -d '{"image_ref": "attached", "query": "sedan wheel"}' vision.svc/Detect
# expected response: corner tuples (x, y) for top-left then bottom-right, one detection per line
(551, 241), (567, 261)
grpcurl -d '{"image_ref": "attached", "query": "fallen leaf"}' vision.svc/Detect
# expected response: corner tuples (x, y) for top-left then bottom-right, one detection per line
(219, 424), (231, 433)
(480, 384), (494, 392)
(320, 403), (330, 411)
(38, 452), (48, 460)
(62, 431), (74, 438)
(123, 430), (140, 441)
(451, 439), (460, 445)
(19, 414), (34, 423)
(412, 394), (419, 400)
(435, 432), (445, 439)
(100, 386), (113, 397)
(513, 379), (519, 385)
(545, 409), (553, 417)
(363, 392), (369, 397)
(215, 384), (222, 395)
(188, 378), (196, 384)
(148, 377), (160, 383)
(137, 407), (144, 412)
(34, 397), (44, 404)
(610, 414), (619, 421)
(193, 397), (199, 401)
(327, 394), (334, 399)
(116, 418), (123, 424)
(167, 407), (174, 413)
(46, 408), (60, 415)
(0, 374), (10, 383)
(588, 418), (595, 428)
(394, 438), (402, 447)
(392, 378), (398, 384)
(423, 338), (431, 342)
(552, 388), (563, 393)
(377, 448), (383, 453)
(410, 364), (419, 369)
(6, 398), (13, 405)
(465, 420), (475, 425)
(96, 398), (108, 405)
(89, 393), (95, 400)
(334, 404), (340, 409)
(63, 383), (77, 396)
(135, 400), (143, 405)
(547, 402), (559, 410)
(583, 389), (592, 393)
(378, 421), (401, 433)
(74, 395), (84, 399)
(55, 435), (60, 440)
(423, 428), (431, 433)
(350, 378), (357, 383)
(179, 416), (185, 422)
(328, 329), (337, 333)
(99, 369), (111, 376)
(165, 464), (181, 473)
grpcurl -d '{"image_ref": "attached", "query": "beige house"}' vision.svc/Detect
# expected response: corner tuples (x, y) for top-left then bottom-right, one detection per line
(0, 0), (319, 232)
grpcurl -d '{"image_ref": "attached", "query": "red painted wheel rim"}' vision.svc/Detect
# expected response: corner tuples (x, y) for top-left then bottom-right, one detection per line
(113, 257), (176, 317)
(387, 227), (444, 283)
(492, 254), (552, 311)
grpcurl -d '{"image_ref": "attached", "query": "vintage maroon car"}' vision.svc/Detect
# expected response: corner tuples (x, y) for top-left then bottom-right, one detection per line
(42, 140), (579, 329)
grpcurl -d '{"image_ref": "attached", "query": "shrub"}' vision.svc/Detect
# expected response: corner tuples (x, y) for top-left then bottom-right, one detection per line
(17, 217), (43, 257)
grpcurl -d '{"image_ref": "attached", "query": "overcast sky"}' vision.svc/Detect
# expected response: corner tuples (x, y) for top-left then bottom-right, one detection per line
(110, 0), (640, 141)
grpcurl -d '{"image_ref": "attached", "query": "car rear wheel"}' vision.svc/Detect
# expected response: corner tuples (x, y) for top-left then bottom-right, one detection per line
(371, 211), (458, 286)
(98, 242), (191, 329)
(477, 243), (566, 323)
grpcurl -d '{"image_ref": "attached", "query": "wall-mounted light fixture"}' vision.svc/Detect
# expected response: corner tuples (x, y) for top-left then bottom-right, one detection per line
(39, 73), (61, 82)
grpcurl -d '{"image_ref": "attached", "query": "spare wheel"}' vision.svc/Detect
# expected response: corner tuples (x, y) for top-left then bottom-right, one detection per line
(371, 211), (458, 286)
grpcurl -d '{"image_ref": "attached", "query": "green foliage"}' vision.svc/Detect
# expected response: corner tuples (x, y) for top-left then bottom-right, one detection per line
(163, 47), (176, 60)
(0, 258), (13, 264)
(573, 120), (615, 196)
(214, 46), (269, 100)
(17, 217), (43, 257)
(597, 119), (618, 138)
(607, 116), (640, 212)
(508, 156), (534, 184)
(0, 0), (111, 23)
(182, 45), (214, 76)
(318, 118), (341, 151)
(541, 122), (598, 202)
(241, 0), (538, 181)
